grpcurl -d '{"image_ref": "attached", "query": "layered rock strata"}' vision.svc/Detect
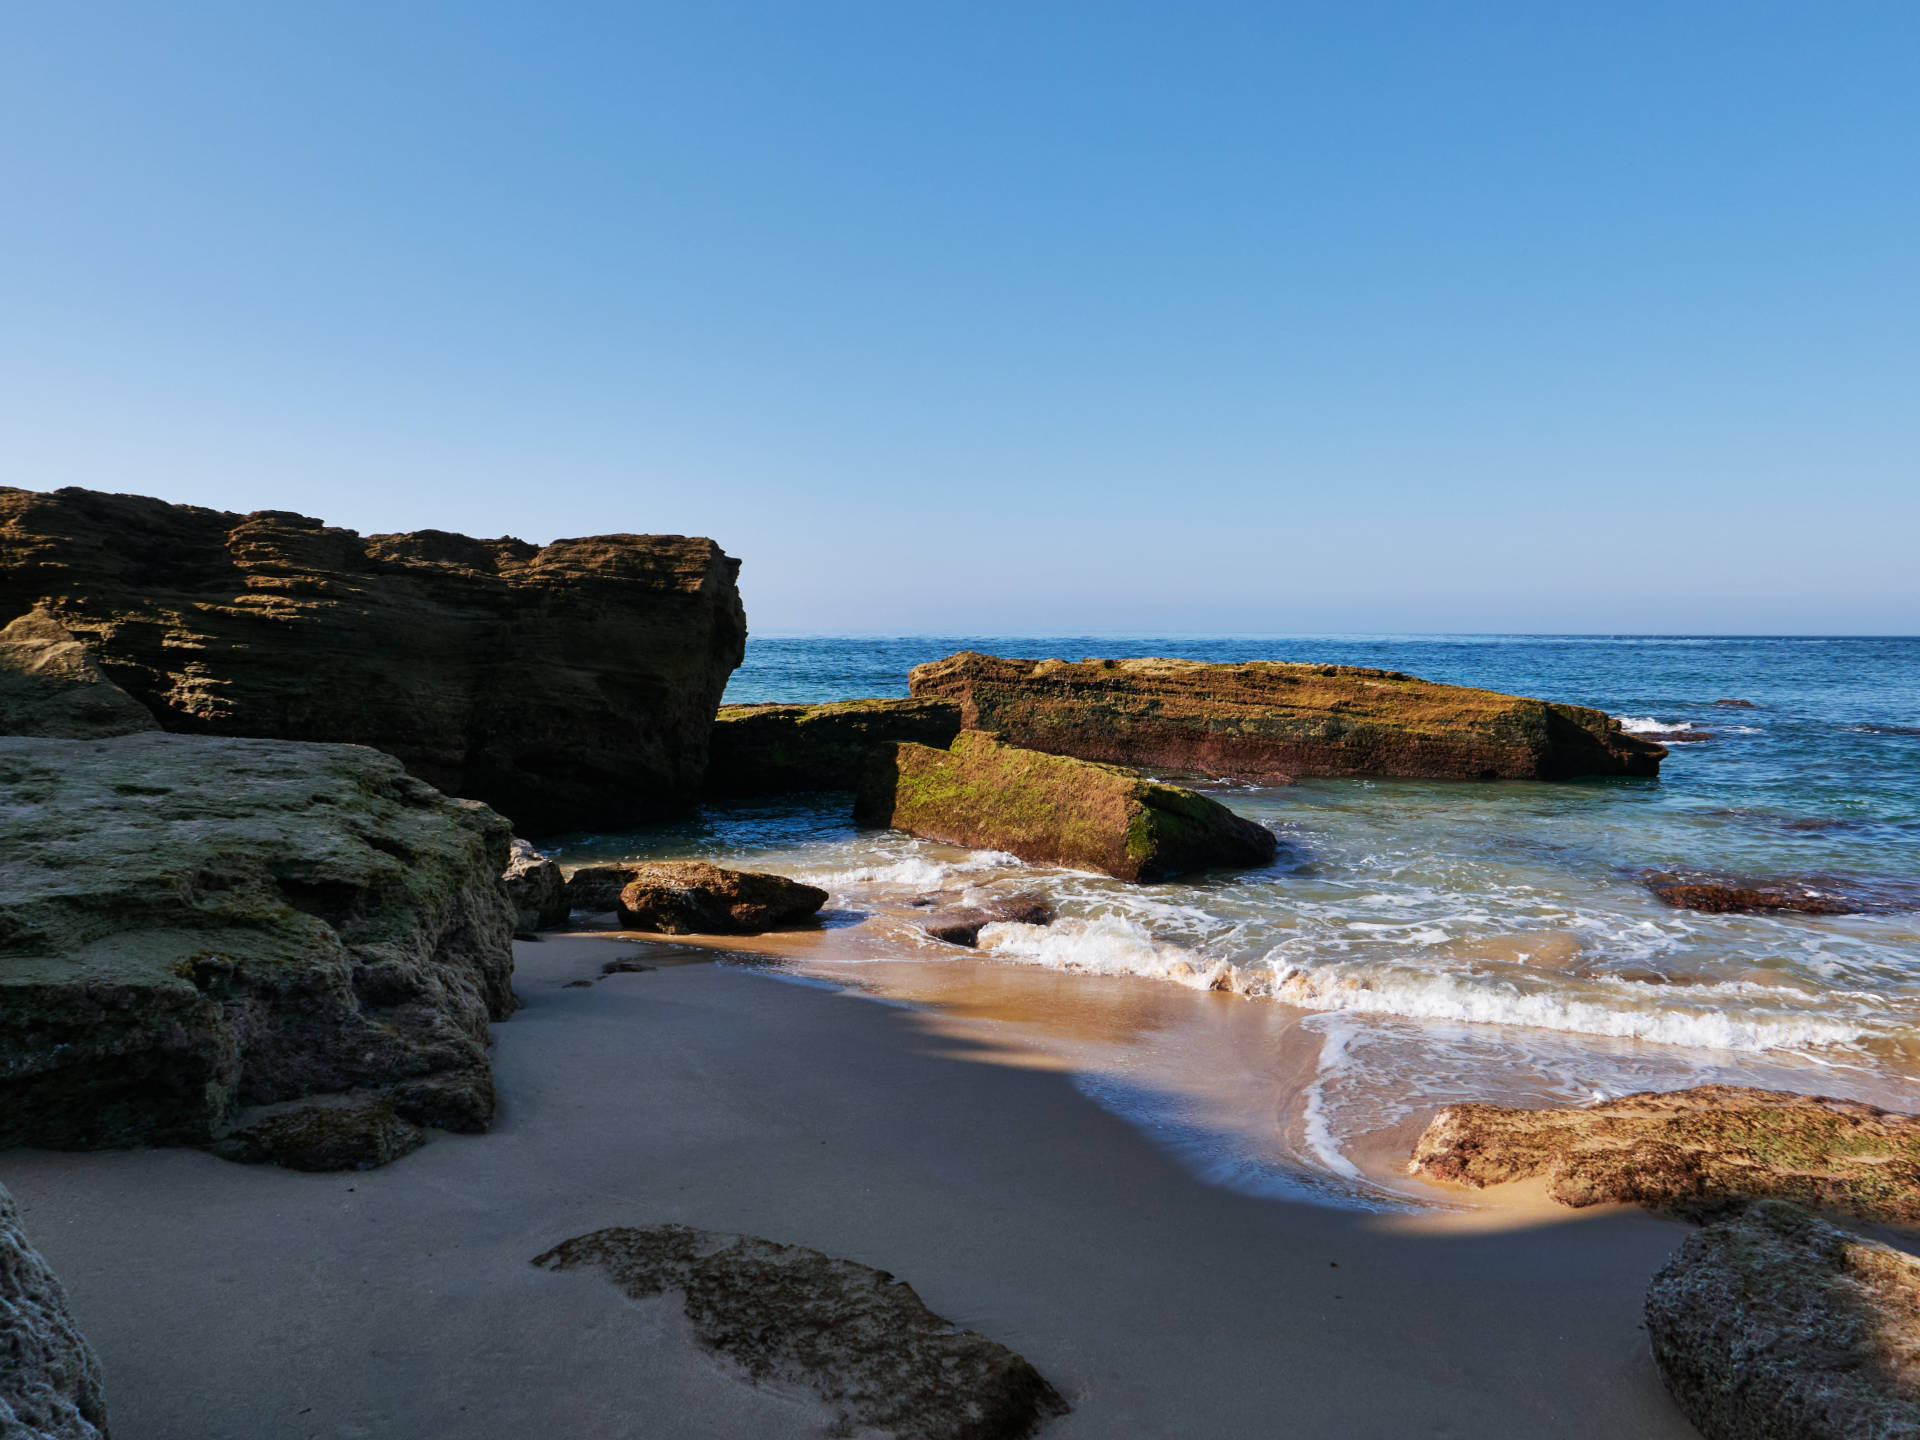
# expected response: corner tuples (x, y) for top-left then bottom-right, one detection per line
(1, 1182), (108, 1440)
(0, 605), (156, 741)
(1645, 1201), (1920, 1440)
(535, 1224), (1069, 1440)
(615, 861), (828, 934)
(909, 652), (1665, 782)
(0, 733), (516, 1163)
(503, 839), (569, 932)
(1409, 1085), (1920, 1226)
(855, 731), (1277, 882)
(706, 698), (963, 795)
(0, 485), (746, 832)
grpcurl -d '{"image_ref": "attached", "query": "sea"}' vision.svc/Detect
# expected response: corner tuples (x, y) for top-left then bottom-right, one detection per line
(547, 635), (1920, 1209)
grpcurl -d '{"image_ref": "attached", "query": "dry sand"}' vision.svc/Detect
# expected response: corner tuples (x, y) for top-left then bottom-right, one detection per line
(2, 933), (1700, 1439)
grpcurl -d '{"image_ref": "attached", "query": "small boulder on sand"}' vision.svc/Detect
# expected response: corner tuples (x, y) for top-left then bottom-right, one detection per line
(616, 861), (828, 935)
(503, 838), (569, 931)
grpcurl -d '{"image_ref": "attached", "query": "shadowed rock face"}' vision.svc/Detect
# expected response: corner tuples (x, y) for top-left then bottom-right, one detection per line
(0, 485), (746, 832)
(1646, 1201), (1920, 1440)
(615, 861), (828, 934)
(535, 1224), (1069, 1440)
(909, 652), (1664, 782)
(0, 605), (157, 740)
(1409, 1085), (1920, 1226)
(1, 1183), (108, 1440)
(503, 839), (569, 932)
(707, 698), (963, 795)
(0, 733), (516, 1165)
(856, 730), (1277, 882)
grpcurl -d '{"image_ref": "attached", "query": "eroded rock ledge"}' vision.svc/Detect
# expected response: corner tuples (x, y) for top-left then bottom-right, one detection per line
(706, 698), (963, 795)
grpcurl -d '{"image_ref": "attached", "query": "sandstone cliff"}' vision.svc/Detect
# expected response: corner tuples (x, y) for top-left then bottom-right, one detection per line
(910, 652), (1664, 782)
(0, 486), (746, 832)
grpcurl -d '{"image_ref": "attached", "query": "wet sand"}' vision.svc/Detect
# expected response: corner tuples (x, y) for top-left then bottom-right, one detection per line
(3, 933), (1699, 1439)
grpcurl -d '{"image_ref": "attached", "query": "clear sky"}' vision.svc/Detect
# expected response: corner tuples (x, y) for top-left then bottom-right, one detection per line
(4, 3), (1916, 634)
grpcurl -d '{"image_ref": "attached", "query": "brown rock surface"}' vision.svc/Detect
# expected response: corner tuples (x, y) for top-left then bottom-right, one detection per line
(1409, 1085), (1920, 1225)
(1645, 1200), (1920, 1440)
(0, 485), (746, 832)
(1646, 873), (1857, 915)
(534, 1224), (1069, 1440)
(0, 604), (157, 740)
(0, 1181), (108, 1440)
(909, 651), (1664, 782)
(914, 891), (1057, 947)
(562, 864), (643, 916)
(615, 861), (827, 934)
(707, 697), (963, 795)
(856, 730), (1277, 882)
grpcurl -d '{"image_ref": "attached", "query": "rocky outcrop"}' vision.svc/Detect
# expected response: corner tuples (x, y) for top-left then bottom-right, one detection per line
(615, 862), (827, 934)
(911, 891), (1057, 947)
(1, 1182), (109, 1440)
(562, 865), (642, 916)
(534, 1224), (1069, 1440)
(0, 732), (516, 1166)
(0, 485), (746, 832)
(856, 731), (1277, 882)
(706, 698), (963, 795)
(0, 605), (157, 740)
(1409, 1085), (1920, 1226)
(1645, 872), (1857, 915)
(1645, 1200), (1920, 1440)
(503, 839), (569, 932)
(909, 652), (1665, 782)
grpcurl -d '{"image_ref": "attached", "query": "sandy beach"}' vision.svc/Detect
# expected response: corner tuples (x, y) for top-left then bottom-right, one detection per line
(3, 932), (1701, 1439)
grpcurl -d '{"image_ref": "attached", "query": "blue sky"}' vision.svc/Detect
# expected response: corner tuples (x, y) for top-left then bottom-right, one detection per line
(4, 3), (1916, 633)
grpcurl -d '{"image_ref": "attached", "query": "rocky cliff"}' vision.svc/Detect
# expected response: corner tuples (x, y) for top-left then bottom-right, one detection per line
(0, 486), (746, 832)
(910, 652), (1664, 782)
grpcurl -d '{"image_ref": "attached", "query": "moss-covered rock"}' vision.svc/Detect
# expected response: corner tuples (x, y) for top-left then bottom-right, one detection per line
(1, 1181), (108, 1440)
(855, 730), (1276, 882)
(910, 651), (1665, 782)
(0, 732), (517, 1166)
(1409, 1085), (1920, 1226)
(615, 861), (827, 934)
(706, 697), (962, 795)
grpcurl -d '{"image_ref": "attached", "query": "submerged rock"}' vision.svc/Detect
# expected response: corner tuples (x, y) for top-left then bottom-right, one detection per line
(503, 838), (569, 932)
(909, 651), (1664, 782)
(707, 697), (963, 795)
(534, 1224), (1069, 1440)
(0, 733), (516, 1165)
(0, 485), (746, 832)
(1712, 698), (1759, 708)
(1645, 872), (1857, 915)
(1409, 1085), (1920, 1226)
(1, 1182), (109, 1440)
(1645, 1200), (1920, 1440)
(915, 892), (1057, 947)
(615, 861), (827, 934)
(855, 730), (1277, 882)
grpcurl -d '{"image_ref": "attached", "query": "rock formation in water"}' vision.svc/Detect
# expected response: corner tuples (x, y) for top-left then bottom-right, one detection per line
(1645, 1200), (1920, 1440)
(909, 652), (1665, 782)
(615, 861), (828, 934)
(856, 731), (1278, 882)
(1, 1182), (108, 1440)
(535, 1224), (1069, 1440)
(0, 733), (516, 1167)
(911, 891), (1057, 947)
(1409, 1085), (1920, 1225)
(503, 839), (569, 932)
(0, 485), (746, 832)
(1645, 873), (1857, 915)
(705, 698), (963, 795)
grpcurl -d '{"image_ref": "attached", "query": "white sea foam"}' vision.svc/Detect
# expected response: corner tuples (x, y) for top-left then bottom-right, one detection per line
(806, 848), (1022, 892)
(1299, 1021), (1365, 1178)
(977, 916), (1234, 990)
(1617, 715), (1692, 735)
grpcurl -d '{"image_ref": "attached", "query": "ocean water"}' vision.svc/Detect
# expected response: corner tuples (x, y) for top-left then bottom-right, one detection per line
(552, 635), (1920, 1202)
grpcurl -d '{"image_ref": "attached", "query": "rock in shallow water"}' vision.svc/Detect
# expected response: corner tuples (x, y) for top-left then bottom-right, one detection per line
(915, 892), (1057, 947)
(534, 1224), (1069, 1440)
(1645, 872), (1858, 915)
(1409, 1084), (1920, 1226)
(1646, 1200), (1920, 1440)
(1, 1181), (108, 1440)
(706, 697), (963, 795)
(615, 861), (827, 934)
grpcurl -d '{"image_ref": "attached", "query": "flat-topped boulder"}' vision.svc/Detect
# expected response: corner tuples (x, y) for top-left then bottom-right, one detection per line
(706, 697), (962, 795)
(1646, 1200), (1920, 1440)
(0, 733), (516, 1166)
(909, 651), (1664, 782)
(855, 730), (1277, 882)
(615, 861), (828, 934)
(0, 485), (746, 832)
(1409, 1085), (1920, 1226)
(1, 1182), (109, 1440)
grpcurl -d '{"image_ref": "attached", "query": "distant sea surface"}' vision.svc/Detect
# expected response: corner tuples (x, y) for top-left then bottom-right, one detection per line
(562, 635), (1920, 1203)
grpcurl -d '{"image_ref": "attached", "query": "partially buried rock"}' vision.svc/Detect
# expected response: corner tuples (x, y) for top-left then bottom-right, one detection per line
(1646, 872), (1855, 915)
(1, 1181), (109, 1440)
(503, 838), (569, 932)
(534, 1224), (1069, 1440)
(210, 1094), (426, 1172)
(563, 864), (643, 916)
(1409, 1085), (1920, 1226)
(917, 892), (1057, 947)
(706, 697), (964, 796)
(856, 730), (1276, 882)
(1645, 1200), (1920, 1440)
(615, 861), (827, 934)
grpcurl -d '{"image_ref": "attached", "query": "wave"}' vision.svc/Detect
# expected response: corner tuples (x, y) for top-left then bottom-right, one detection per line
(1617, 715), (1692, 735)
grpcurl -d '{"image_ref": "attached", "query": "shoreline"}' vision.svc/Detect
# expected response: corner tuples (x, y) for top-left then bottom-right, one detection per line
(6, 934), (1698, 1437)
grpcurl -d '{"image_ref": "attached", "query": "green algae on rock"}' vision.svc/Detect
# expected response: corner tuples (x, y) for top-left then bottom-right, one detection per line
(1409, 1085), (1920, 1226)
(535, 1224), (1069, 1440)
(0, 732), (517, 1165)
(615, 860), (828, 934)
(909, 651), (1665, 782)
(705, 696), (963, 795)
(855, 730), (1277, 882)
(1646, 1200), (1920, 1440)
